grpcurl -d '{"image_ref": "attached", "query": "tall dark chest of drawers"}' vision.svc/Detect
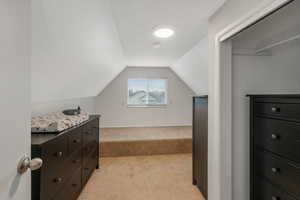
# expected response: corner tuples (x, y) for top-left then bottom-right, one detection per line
(249, 95), (300, 200)
(31, 115), (100, 200)
(192, 96), (208, 198)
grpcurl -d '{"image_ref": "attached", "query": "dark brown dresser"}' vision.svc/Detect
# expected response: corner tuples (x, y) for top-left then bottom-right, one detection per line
(249, 95), (300, 200)
(31, 115), (100, 200)
(192, 96), (208, 198)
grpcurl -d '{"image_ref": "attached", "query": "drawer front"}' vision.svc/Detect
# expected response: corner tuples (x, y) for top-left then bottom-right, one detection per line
(83, 141), (97, 164)
(82, 123), (94, 146)
(255, 102), (300, 121)
(43, 135), (68, 171)
(65, 149), (82, 179)
(85, 118), (99, 143)
(90, 118), (99, 129)
(53, 169), (82, 200)
(91, 119), (99, 142)
(82, 150), (97, 186)
(254, 118), (300, 163)
(255, 150), (300, 197)
(68, 127), (82, 154)
(254, 177), (297, 200)
(43, 167), (67, 200)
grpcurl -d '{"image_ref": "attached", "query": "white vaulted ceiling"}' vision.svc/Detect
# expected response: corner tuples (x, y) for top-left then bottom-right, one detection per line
(31, 0), (226, 102)
(111, 0), (226, 66)
(31, 0), (125, 102)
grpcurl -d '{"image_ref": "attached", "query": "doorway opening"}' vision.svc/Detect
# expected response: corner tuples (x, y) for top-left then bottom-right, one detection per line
(214, 0), (299, 199)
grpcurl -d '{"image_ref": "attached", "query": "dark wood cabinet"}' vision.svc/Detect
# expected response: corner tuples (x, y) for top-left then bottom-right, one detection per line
(192, 96), (208, 198)
(31, 115), (100, 200)
(249, 95), (300, 200)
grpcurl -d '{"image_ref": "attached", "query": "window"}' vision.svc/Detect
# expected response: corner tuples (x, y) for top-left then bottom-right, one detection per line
(127, 78), (167, 106)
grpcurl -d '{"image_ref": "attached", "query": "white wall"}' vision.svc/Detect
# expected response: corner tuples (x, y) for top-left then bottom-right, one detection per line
(31, 97), (96, 116)
(0, 1), (30, 199)
(171, 36), (209, 95)
(96, 67), (195, 127)
(30, 0), (125, 103)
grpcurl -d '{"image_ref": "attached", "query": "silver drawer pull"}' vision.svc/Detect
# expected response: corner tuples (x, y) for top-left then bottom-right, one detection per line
(53, 177), (63, 183)
(55, 152), (63, 157)
(271, 168), (279, 173)
(272, 196), (280, 200)
(271, 107), (280, 112)
(271, 134), (279, 140)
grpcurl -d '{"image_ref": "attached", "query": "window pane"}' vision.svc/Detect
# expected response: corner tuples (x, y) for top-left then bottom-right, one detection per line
(148, 79), (167, 105)
(128, 79), (148, 105)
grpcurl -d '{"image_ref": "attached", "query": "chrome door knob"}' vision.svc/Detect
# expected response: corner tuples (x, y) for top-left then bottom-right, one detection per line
(17, 155), (43, 174)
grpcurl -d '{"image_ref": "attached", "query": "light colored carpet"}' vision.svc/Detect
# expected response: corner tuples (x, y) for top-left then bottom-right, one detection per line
(100, 127), (192, 157)
(79, 154), (204, 200)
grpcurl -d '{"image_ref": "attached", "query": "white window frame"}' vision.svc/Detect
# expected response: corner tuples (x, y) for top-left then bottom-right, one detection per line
(127, 78), (168, 107)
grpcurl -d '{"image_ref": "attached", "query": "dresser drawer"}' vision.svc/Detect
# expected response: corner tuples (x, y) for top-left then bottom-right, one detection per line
(255, 150), (300, 197)
(53, 169), (82, 200)
(254, 177), (297, 200)
(82, 123), (94, 146)
(42, 135), (68, 170)
(82, 149), (98, 186)
(90, 118), (99, 129)
(65, 149), (82, 179)
(68, 127), (82, 154)
(254, 118), (300, 163)
(255, 102), (300, 122)
(91, 119), (99, 141)
(42, 167), (67, 200)
(83, 141), (97, 164)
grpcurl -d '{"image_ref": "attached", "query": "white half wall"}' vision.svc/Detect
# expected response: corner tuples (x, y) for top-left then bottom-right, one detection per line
(96, 67), (195, 127)
(30, 0), (125, 103)
(31, 97), (96, 117)
(171, 36), (209, 95)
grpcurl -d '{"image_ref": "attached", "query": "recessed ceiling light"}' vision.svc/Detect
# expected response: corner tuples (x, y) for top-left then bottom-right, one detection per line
(153, 27), (175, 38)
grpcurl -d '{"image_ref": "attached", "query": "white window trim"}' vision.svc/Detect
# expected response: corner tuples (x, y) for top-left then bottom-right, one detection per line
(127, 78), (168, 107)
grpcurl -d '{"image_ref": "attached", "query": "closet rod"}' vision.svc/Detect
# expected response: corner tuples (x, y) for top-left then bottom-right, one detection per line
(256, 33), (300, 53)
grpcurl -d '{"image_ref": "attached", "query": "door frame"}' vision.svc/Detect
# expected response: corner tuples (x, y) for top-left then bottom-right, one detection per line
(210, 0), (291, 200)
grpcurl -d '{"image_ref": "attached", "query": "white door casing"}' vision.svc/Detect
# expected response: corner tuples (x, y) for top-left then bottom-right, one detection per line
(209, 0), (292, 200)
(0, 1), (30, 200)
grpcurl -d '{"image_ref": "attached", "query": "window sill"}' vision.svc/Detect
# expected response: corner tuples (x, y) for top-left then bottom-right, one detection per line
(127, 104), (168, 108)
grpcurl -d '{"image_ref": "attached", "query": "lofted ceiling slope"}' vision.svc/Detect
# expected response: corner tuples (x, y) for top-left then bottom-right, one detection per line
(111, 0), (226, 67)
(31, 0), (125, 103)
(31, 0), (225, 103)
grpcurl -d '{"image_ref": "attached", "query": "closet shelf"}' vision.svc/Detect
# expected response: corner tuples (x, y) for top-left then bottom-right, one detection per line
(233, 48), (272, 56)
(256, 33), (300, 53)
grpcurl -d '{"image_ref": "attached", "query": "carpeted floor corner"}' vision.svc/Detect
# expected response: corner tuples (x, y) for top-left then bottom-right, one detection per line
(78, 154), (204, 200)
